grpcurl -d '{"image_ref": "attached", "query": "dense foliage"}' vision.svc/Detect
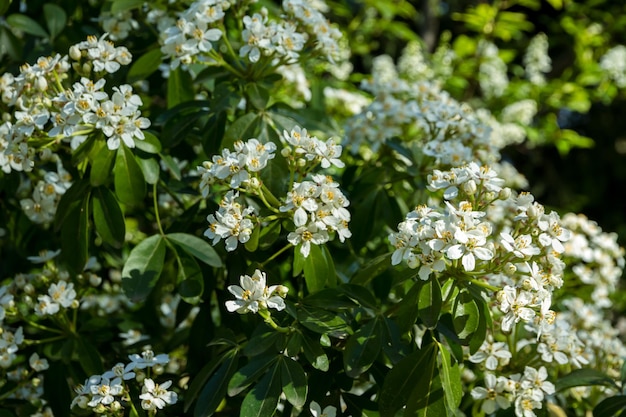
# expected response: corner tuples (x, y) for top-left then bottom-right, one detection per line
(1, 1), (626, 417)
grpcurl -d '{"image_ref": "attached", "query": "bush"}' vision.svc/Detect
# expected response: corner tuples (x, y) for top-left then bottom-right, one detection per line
(1, 1), (625, 416)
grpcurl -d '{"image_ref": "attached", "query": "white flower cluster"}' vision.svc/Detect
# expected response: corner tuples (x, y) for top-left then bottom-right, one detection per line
(204, 190), (257, 252)
(54, 78), (150, 150)
(478, 40), (509, 99)
(69, 33), (132, 74)
(95, 10), (139, 41)
(471, 366), (555, 416)
(524, 33), (552, 86)
(198, 138), (277, 197)
(19, 154), (72, 224)
(71, 349), (177, 413)
(282, 126), (344, 169)
(600, 45), (626, 89)
(160, 0), (227, 69)
(225, 269), (288, 314)
(281, 173), (351, 257)
(240, 11), (306, 63)
(34, 279), (78, 316)
(390, 162), (570, 334)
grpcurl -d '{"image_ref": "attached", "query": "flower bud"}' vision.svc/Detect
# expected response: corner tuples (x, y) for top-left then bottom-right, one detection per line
(69, 45), (82, 60)
(498, 187), (512, 200)
(462, 179), (477, 195)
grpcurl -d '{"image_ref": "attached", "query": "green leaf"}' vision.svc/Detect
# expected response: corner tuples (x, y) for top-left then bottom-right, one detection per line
(168, 66), (195, 109)
(408, 368), (445, 417)
(240, 361), (282, 417)
(379, 343), (438, 417)
(296, 304), (351, 338)
(301, 332), (329, 371)
(135, 154), (160, 185)
(246, 83), (270, 110)
(593, 396), (626, 417)
(0, 0), (12, 16)
(185, 353), (231, 413)
(55, 178), (90, 232)
(127, 49), (164, 84)
(452, 290), (480, 342)
(60, 193), (90, 275)
(134, 131), (162, 154)
(340, 283), (378, 310)
(159, 153), (182, 180)
(90, 142), (117, 186)
(223, 112), (260, 149)
(303, 288), (356, 310)
(555, 368), (619, 391)
(43, 3), (66, 40)
(343, 317), (384, 378)
(242, 328), (284, 357)
(111, 0), (144, 14)
(300, 243), (336, 294)
(114, 145), (146, 206)
(176, 249), (204, 304)
(7, 14), (48, 37)
(121, 235), (166, 303)
(228, 354), (278, 397)
(201, 111), (228, 156)
(280, 356), (308, 409)
(437, 345), (462, 414)
(75, 338), (104, 376)
(418, 278), (442, 329)
(194, 350), (239, 417)
(244, 223), (260, 252)
(0, 25), (21, 60)
(92, 186), (125, 247)
(350, 252), (392, 286)
(166, 232), (223, 267)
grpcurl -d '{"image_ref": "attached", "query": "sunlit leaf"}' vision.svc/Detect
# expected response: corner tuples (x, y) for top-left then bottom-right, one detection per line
(280, 356), (308, 408)
(92, 186), (125, 247)
(121, 235), (166, 303)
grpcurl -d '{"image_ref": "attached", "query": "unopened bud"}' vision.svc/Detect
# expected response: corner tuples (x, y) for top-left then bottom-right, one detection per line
(462, 179), (477, 195)
(498, 187), (512, 200)
(69, 45), (82, 60)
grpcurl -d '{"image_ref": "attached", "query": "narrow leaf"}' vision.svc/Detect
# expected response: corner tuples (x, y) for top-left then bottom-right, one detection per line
(351, 252), (392, 285)
(134, 131), (162, 154)
(176, 249), (204, 304)
(127, 49), (164, 84)
(135, 155), (160, 185)
(92, 186), (125, 247)
(121, 235), (166, 302)
(593, 396), (626, 417)
(418, 278), (442, 328)
(240, 362), (282, 417)
(438, 345), (462, 414)
(114, 145), (146, 206)
(167, 232), (223, 267)
(223, 112), (259, 149)
(43, 361), (71, 417)
(90, 142), (116, 186)
(75, 338), (104, 376)
(194, 351), (239, 417)
(60, 194), (90, 274)
(343, 317), (384, 378)
(301, 333), (329, 371)
(280, 356), (308, 408)
(555, 368), (619, 391)
(228, 354), (278, 397)
(43, 3), (66, 40)
(7, 14), (48, 37)
(167, 66), (195, 108)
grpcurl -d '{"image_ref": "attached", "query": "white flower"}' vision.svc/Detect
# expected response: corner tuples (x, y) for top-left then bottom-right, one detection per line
(469, 339), (512, 370)
(88, 377), (123, 407)
(29, 353), (49, 372)
(225, 270), (288, 314)
(128, 350), (169, 369)
(446, 227), (493, 272)
(310, 401), (337, 417)
(102, 362), (136, 381)
(139, 378), (177, 410)
(470, 373), (511, 414)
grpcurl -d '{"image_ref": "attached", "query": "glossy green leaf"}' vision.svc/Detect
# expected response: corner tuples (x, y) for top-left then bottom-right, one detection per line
(0, 26), (21, 60)
(201, 111), (228, 156)
(159, 153), (182, 180)
(194, 350), (239, 417)
(350, 252), (392, 285)
(127, 49), (164, 84)
(121, 235), (166, 303)
(75, 338), (104, 376)
(418, 278), (442, 329)
(166, 232), (223, 267)
(54, 177), (90, 232)
(438, 345), (462, 414)
(242, 328), (284, 357)
(43, 3), (66, 40)
(92, 186), (125, 247)
(185, 352), (232, 413)
(296, 304), (351, 338)
(280, 356), (308, 409)
(7, 14), (48, 37)
(452, 290), (480, 342)
(593, 395), (626, 417)
(223, 112), (260, 149)
(135, 155), (160, 185)
(343, 317), (384, 378)
(555, 368), (619, 391)
(340, 283), (378, 309)
(114, 145), (146, 206)
(246, 83), (270, 110)
(408, 369), (445, 417)
(244, 223), (260, 252)
(176, 249), (204, 304)
(228, 354), (278, 397)
(90, 142), (116, 186)
(300, 243), (336, 294)
(134, 131), (162, 154)
(379, 343), (438, 417)
(301, 333), (329, 371)
(285, 332), (303, 358)
(60, 193), (90, 275)
(303, 288), (356, 310)
(240, 361), (282, 417)
(168, 66), (195, 109)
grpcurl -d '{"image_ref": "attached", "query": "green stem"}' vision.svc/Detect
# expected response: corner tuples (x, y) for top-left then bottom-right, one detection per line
(259, 243), (293, 268)
(258, 310), (291, 333)
(153, 182), (165, 236)
(25, 320), (64, 334)
(466, 277), (500, 293)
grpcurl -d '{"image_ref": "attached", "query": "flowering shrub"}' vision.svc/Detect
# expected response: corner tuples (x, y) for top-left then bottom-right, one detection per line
(1, 1), (626, 417)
